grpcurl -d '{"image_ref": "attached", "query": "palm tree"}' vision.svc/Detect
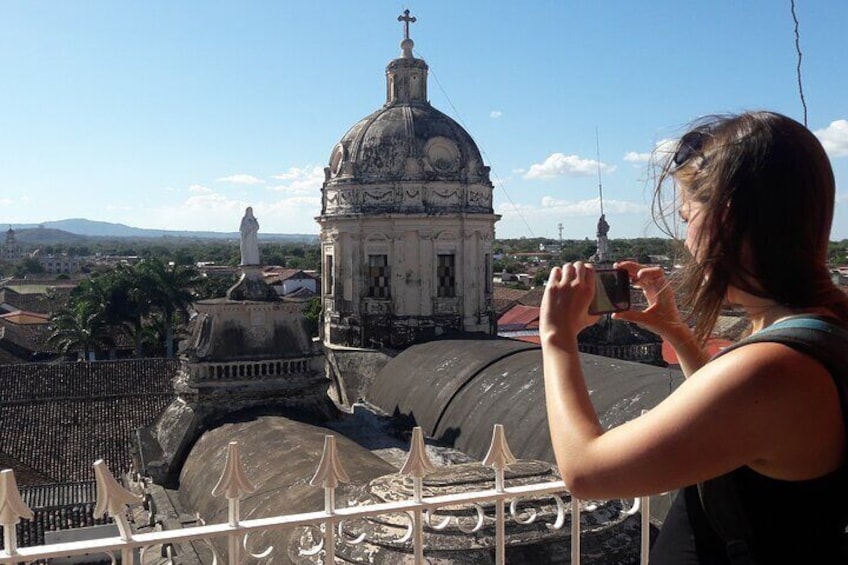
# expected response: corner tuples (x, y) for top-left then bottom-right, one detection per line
(47, 299), (114, 360)
(136, 257), (201, 358)
(101, 265), (150, 357)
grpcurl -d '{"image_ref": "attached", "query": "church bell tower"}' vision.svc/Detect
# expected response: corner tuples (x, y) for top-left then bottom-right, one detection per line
(316, 11), (499, 350)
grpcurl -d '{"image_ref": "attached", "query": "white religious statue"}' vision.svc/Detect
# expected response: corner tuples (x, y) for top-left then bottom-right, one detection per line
(595, 214), (610, 263)
(239, 207), (260, 266)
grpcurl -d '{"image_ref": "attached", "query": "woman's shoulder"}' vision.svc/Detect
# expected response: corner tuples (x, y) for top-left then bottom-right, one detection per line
(710, 338), (831, 385)
(717, 314), (848, 377)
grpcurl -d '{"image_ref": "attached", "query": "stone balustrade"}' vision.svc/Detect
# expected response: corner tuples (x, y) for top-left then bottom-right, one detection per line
(185, 358), (314, 382)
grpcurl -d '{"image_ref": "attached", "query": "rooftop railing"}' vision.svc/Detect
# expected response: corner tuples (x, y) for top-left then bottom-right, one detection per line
(0, 425), (652, 565)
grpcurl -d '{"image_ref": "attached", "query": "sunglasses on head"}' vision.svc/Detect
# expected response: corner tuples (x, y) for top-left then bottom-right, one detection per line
(673, 130), (707, 168)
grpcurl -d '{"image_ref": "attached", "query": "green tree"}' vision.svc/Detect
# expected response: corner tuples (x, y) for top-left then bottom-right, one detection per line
(48, 297), (114, 360)
(303, 296), (322, 337)
(196, 274), (238, 299)
(101, 265), (151, 357)
(136, 257), (201, 358)
(533, 269), (550, 287)
(14, 257), (45, 277)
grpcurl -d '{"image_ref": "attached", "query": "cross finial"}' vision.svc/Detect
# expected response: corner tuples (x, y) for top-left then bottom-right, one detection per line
(398, 9), (416, 40)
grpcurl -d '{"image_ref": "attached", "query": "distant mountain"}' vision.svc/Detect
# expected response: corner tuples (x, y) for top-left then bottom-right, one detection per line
(12, 227), (86, 245)
(5, 218), (319, 243)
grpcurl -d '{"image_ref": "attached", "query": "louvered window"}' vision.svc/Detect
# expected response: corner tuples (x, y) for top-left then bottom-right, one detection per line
(368, 254), (390, 298)
(437, 254), (456, 298)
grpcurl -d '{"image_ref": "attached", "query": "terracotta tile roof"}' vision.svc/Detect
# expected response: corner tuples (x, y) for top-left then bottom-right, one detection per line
(492, 286), (531, 302)
(517, 287), (545, 308)
(663, 338), (733, 366)
(263, 267), (317, 281)
(0, 318), (55, 357)
(497, 304), (540, 331)
(0, 359), (178, 486)
(492, 286), (531, 316)
(0, 286), (74, 315)
(0, 452), (54, 486)
(284, 286), (317, 298)
(21, 481), (99, 510)
(0, 311), (50, 325)
(1, 481), (113, 550)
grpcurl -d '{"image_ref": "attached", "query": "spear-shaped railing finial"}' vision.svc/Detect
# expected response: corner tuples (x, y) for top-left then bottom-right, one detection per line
(399, 427), (436, 482)
(212, 441), (257, 528)
(310, 435), (350, 492)
(93, 460), (143, 541)
(212, 441), (257, 500)
(1, 469), (33, 556)
(483, 424), (517, 477)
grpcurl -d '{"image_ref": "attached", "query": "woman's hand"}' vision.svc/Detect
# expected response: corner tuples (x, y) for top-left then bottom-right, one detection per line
(612, 261), (684, 337)
(540, 262), (599, 346)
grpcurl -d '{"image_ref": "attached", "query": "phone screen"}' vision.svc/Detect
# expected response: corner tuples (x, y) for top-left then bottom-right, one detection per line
(589, 268), (631, 315)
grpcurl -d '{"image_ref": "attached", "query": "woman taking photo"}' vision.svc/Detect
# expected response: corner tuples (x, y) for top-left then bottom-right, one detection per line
(540, 111), (848, 563)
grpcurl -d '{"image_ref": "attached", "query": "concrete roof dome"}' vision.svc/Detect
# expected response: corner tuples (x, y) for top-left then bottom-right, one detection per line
(319, 19), (494, 217)
(328, 101), (487, 183)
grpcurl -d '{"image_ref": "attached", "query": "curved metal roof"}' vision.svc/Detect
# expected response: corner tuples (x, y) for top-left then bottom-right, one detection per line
(366, 337), (684, 463)
(367, 337), (539, 439)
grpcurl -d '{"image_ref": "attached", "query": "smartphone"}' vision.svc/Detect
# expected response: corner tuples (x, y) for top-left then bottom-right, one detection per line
(588, 268), (631, 315)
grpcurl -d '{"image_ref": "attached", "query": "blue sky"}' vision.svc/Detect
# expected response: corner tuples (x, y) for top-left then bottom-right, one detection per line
(1, 1), (846, 240)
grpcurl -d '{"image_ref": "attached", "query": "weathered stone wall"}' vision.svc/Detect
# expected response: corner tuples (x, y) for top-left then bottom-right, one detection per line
(189, 300), (316, 362)
(324, 347), (393, 409)
(320, 216), (496, 349)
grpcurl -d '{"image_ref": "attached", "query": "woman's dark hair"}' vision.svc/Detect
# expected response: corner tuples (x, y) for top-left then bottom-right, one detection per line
(653, 111), (848, 342)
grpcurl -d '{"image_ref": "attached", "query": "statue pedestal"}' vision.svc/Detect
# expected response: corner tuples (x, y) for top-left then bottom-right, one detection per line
(139, 265), (333, 486)
(226, 266), (278, 301)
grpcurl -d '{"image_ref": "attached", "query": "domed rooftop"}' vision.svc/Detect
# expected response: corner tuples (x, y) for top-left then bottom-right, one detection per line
(320, 11), (493, 216)
(329, 103), (487, 183)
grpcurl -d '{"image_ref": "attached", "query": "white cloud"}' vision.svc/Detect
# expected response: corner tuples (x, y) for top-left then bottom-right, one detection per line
(623, 138), (678, 169)
(496, 196), (646, 219)
(0, 198), (12, 207)
(183, 193), (238, 209)
(490, 110), (503, 119)
(216, 174), (266, 185)
(492, 195), (651, 239)
(524, 153), (615, 179)
(145, 192), (322, 234)
(263, 196), (321, 211)
(624, 151), (651, 163)
(815, 120), (848, 158)
(270, 166), (325, 194)
(654, 138), (677, 155)
(188, 184), (212, 193)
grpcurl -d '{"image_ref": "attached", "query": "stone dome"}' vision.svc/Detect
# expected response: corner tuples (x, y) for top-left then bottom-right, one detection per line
(320, 27), (493, 216)
(328, 103), (487, 183)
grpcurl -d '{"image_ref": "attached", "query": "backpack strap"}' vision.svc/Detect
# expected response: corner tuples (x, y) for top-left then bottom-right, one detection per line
(697, 315), (848, 565)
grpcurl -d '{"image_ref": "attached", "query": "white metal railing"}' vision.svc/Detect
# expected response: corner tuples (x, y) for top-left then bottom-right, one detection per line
(0, 425), (652, 565)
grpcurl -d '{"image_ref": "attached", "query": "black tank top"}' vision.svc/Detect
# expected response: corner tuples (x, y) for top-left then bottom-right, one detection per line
(652, 316), (848, 563)
(651, 466), (848, 564)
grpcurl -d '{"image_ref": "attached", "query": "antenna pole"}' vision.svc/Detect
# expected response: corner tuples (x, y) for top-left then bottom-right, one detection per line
(595, 127), (604, 216)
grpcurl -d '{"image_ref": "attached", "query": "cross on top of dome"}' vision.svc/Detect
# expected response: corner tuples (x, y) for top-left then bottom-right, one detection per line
(398, 9), (416, 40)
(397, 9), (417, 58)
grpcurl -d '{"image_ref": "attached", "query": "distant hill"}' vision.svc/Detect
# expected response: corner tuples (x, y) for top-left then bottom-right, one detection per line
(5, 219), (319, 243)
(12, 227), (86, 245)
